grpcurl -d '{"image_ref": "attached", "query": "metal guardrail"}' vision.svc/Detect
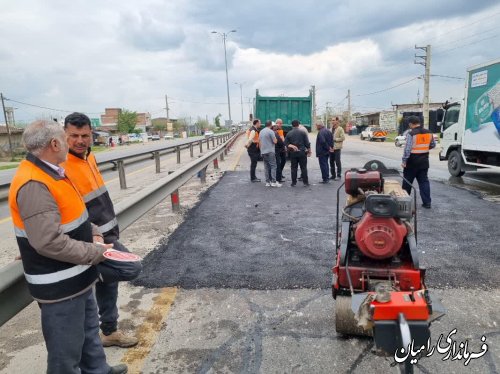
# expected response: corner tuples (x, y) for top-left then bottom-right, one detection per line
(0, 132), (242, 327)
(0, 133), (231, 192)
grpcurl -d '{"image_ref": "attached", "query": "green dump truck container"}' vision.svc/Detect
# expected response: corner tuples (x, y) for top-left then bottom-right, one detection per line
(254, 89), (313, 133)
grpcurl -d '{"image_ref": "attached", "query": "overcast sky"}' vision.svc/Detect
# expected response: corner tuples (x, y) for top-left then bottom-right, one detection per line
(1, 0), (500, 124)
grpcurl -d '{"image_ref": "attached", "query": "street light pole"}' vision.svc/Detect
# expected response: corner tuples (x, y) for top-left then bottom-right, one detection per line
(212, 30), (236, 124)
(234, 82), (244, 122)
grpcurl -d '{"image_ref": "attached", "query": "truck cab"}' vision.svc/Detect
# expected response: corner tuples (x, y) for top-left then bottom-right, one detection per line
(439, 59), (500, 177)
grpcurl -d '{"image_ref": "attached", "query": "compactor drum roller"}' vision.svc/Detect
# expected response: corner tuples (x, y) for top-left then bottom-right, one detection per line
(331, 161), (445, 372)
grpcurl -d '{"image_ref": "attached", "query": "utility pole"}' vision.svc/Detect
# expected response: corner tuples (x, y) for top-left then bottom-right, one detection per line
(212, 30), (236, 123)
(415, 45), (431, 129)
(347, 89), (352, 125)
(1, 93), (13, 159)
(311, 85), (316, 126)
(165, 94), (170, 122)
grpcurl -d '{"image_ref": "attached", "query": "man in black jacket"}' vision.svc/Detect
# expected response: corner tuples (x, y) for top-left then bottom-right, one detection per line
(315, 122), (334, 183)
(273, 123), (286, 183)
(285, 120), (311, 186)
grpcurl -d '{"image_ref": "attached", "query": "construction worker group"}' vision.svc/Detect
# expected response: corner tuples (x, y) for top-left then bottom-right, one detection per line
(245, 117), (345, 186)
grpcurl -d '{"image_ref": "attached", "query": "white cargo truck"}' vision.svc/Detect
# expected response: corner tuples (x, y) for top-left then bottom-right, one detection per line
(439, 59), (500, 176)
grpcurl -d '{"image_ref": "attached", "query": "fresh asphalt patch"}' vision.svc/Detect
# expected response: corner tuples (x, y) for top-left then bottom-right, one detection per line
(134, 170), (500, 291)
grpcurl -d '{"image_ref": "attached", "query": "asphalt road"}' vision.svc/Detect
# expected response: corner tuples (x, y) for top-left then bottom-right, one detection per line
(132, 135), (499, 373)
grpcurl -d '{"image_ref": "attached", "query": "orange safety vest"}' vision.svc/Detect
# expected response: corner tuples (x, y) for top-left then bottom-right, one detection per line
(62, 152), (119, 240)
(410, 133), (432, 154)
(246, 127), (260, 148)
(277, 129), (284, 140)
(9, 154), (97, 302)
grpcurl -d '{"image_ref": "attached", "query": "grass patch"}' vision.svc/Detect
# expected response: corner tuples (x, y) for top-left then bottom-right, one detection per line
(385, 131), (399, 142)
(91, 145), (108, 153)
(0, 164), (19, 170)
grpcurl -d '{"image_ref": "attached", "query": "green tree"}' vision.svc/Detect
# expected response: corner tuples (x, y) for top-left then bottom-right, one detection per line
(195, 117), (209, 134)
(117, 109), (137, 134)
(214, 114), (222, 128)
(173, 118), (188, 133)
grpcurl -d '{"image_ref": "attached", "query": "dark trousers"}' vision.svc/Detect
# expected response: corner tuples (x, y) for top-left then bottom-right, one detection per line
(290, 151), (308, 185)
(40, 289), (110, 374)
(275, 152), (286, 182)
(402, 167), (431, 205)
(330, 150), (342, 177)
(248, 151), (260, 180)
(96, 239), (142, 335)
(318, 155), (330, 181)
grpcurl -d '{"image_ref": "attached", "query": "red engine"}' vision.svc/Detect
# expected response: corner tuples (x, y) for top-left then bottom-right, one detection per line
(354, 213), (407, 259)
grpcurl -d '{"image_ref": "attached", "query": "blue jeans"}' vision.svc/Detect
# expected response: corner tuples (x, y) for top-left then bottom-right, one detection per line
(262, 152), (277, 183)
(96, 240), (142, 335)
(402, 167), (431, 206)
(40, 289), (110, 374)
(318, 154), (330, 181)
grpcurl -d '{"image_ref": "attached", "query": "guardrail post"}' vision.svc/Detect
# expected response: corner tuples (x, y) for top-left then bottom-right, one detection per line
(176, 146), (181, 164)
(212, 137), (215, 148)
(213, 158), (219, 169)
(199, 140), (203, 153)
(220, 152), (224, 161)
(207, 138), (210, 150)
(199, 166), (207, 183)
(118, 160), (127, 189)
(154, 152), (160, 173)
(217, 137), (220, 146)
(224, 146), (228, 156)
(190, 143), (194, 158)
(168, 171), (180, 212)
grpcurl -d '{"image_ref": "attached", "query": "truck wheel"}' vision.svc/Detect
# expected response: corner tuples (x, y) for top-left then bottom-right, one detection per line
(448, 150), (465, 177)
(360, 134), (364, 140)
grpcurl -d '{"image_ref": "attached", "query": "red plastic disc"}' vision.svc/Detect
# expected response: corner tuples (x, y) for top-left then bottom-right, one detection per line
(103, 249), (142, 262)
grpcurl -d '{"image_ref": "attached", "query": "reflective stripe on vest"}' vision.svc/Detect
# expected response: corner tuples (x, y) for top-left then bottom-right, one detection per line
(98, 217), (118, 234)
(25, 264), (92, 285)
(63, 152), (119, 238)
(411, 133), (432, 154)
(83, 185), (107, 203)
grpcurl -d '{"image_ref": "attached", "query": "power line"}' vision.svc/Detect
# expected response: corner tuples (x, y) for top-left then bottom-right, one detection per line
(4, 97), (103, 115)
(430, 74), (465, 80)
(432, 24), (500, 49)
(354, 77), (419, 97)
(423, 10), (500, 43)
(434, 33), (500, 56)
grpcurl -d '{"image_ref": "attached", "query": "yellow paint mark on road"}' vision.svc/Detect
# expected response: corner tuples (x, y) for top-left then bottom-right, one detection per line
(0, 216), (12, 224)
(232, 144), (246, 171)
(121, 287), (178, 373)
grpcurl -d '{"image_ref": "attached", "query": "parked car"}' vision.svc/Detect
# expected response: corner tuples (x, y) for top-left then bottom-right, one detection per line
(204, 131), (214, 138)
(127, 133), (142, 143)
(151, 134), (161, 141)
(164, 133), (174, 140)
(360, 127), (388, 141)
(394, 133), (439, 147)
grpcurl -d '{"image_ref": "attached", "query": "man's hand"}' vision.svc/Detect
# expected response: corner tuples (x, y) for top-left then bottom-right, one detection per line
(401, 162), (406, 168)
(92, 242), (114, 265)
(244, 144), (249, 149)
(329, 147), (335, 153)
(307, 150), (312, 157)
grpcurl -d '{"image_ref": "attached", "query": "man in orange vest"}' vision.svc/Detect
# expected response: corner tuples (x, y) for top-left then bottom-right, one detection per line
(274, 118), (286, 182)
(401, 116), (436, 208)
(62, 113), (142, 348)
(9, 120), (128, 373)
(245, 118), (262, 182)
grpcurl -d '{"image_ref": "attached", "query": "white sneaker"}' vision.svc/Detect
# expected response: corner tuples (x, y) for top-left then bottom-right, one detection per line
(271, 182), (282, 187)
(265, 182), (271, 187)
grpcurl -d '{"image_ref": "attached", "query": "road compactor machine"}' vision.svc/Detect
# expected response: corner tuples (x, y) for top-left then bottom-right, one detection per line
(332, 160), (444, 372)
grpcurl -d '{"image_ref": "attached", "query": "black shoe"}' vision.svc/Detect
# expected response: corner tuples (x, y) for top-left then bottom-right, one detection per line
(291, 183), (296, 187)
(303, 183), (310, 187)
(337, 175), (342, 179)
(109, 364), (128, 374)
(251, 178), (261, 183)
(422, 203), (431, 209)
(319, 180), (329, 184)
(329, 176), (336, 180)
(298, 177), (303, 181)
